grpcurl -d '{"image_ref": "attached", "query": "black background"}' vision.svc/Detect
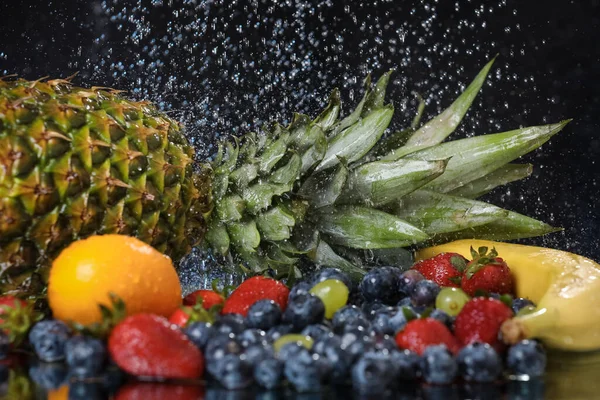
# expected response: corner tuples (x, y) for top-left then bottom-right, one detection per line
(1, 0), (599, 260)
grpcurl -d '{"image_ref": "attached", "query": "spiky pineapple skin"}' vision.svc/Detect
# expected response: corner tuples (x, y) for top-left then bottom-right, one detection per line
(0, 78), (211, 292)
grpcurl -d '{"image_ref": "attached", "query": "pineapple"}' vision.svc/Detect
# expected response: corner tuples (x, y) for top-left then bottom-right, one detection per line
(0, 59), (566, 294)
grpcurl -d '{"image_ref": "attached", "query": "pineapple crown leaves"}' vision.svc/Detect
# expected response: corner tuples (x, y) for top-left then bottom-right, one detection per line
(202, 57), (568, 282)
(465, 246), (503, 279)
(70, 293), (127, 340)
(0, 300), (42, 347)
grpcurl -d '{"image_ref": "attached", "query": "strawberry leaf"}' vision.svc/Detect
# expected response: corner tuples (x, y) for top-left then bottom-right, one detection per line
(402, 306), (418, 321)
(499, 294), (514, 308)
(420, 307), (434, 319)
(450, 255), (467, 272)
(465, 246), (503, 279)
(448, 276), (463, 285)
(470, 246), (479, 259)
(70, 293), (127, 339)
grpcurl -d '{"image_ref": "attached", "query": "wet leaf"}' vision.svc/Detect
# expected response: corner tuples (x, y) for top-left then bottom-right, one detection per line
(317, 105), (393, 171)
(339, 158), (447, 206)
(447, 163), (533, 198)
(299, 161), (348, 208)
(408, 120), (570, 193)
(393, 190), (509, 234)
(314, 206), (429, 249)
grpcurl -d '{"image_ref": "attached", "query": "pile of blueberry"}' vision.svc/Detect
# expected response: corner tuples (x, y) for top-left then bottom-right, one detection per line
(7, 266), (547, 396)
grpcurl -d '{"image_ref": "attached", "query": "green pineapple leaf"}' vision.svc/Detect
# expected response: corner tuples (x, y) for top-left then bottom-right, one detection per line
(447, 163), (533, 198)
(314, 206), (429, 249)
(392, 190), (509, 234)
(408, 120), (571, 193)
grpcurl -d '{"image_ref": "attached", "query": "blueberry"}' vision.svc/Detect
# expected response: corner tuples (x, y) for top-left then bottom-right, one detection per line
(244, 342), (274, 364)
(398, 270), (425, 296)
(284, 348), (331, 392)
(512, 298), (535, 314)
(342, 316), (372, 334)
(389, 349), (421, 380)
(28, 320), (71, 362)
(371, 307), (398, 336)
(332, 305), (364, 332)
(282, 293), (325, 331)
(420, 345), (458, 384)
(313, 335), (353, 383)
(183, 322), (215, 350)
(0, 332), (9, 360)
(457, 342), (502, 382)
(362, 301), (389, 320)
(411, 280), (441, 307)
(289, 281), (312, 300)
(429, 309), (453, 330)
(205, 336), (243, 377)
(351, 351), (396, 394)
(278, 342), (307, 360)
(213, 313), (246, 335)
(238, 328), (267, 347)
(360, 267), (401, 304)
(300, 324), (333, 341)
(246, 300), (282, 330)
(254, 357), (284, 390)
(373, 335), (398, 353)
(507, 340), (547, 378)
(396, 297), (413, 308)
(340, 329), (376, 362)
(311, 268), (353, 292)
(28, 362), (68, 390)
(65, 336), (107, 378)
(265, 324), (294, 342)
(388, 308), (409, 334)
(214, 353), (253, 390)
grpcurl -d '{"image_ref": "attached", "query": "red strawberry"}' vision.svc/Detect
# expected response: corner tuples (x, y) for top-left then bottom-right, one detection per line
(115, 382), (205, 400)
(183, 289), (225, 308)
(168, 301), (217, 328)
(412, 252), (467, 287)
(108, 314), (204, 379)
(222, 276), (289, 317)
(454, 297), (513, 352)
(169, 308), (192, 327)
(395, 318), (461, 355)
(461, 246), (514, 296)
(0, 295), (36, 346)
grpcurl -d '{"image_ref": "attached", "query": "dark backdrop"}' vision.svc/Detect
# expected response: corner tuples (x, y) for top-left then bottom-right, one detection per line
(1, 0), (599, 259)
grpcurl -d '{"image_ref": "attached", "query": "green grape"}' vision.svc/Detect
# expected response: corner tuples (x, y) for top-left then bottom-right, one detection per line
(435, 287), (470, 316)
(516, 305), (537, 317)
(273, 334), (314, 353)
(309, 279), (349, 319)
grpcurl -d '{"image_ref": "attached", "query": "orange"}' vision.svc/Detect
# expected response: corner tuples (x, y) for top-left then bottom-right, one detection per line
(47, 385), (69, 400)
(48, 234), (182, 325)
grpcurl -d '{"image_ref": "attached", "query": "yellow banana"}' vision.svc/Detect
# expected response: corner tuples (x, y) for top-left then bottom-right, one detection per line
(415, 239), (600, 352)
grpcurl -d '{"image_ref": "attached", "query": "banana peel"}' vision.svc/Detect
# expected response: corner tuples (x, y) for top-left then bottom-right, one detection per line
(416, 239), (600, 352)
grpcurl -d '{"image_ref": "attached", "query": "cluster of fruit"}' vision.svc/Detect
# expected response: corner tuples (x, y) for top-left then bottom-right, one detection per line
(0, 247), (546, 396)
